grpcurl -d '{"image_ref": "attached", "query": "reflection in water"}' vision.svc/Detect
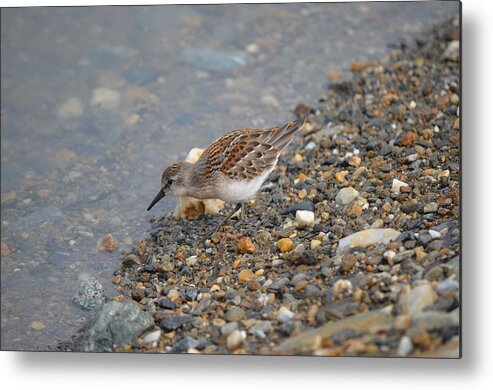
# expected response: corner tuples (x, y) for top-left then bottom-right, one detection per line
(0, 3), (458, 350)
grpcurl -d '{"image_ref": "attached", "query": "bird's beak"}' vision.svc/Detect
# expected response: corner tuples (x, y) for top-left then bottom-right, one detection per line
(147, 188), (166, 211)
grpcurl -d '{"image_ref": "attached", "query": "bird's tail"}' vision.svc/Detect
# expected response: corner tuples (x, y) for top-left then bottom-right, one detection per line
(264, 117), (306, 150)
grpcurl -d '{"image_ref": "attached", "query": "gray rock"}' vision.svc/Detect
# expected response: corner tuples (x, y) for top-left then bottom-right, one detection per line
(423, 202), (439, 213)
(74, 301), (154, 352)
(337, 228), (400, 254)
(224, 306), (246, 322)
(269, 277), (290, 291)
(73, 277), (105, 310)
(436, 279), (460, 295)
(335, 187), (360, 206)
(220, 322), (239, 336)
(159, 298), (176, 310)
(6, 205), (65, 232)
(47, 251), (72, 268)
(182, 48), (246, 71)
(392, 249), (415, 264)
(170, 336), (199, 353)
(249, 321), (272, 338)
(159, 315), (192, 332)
(123, 67), (160, 85)
(427, 240), (443, 252)
(409, 309), (459, 332)
(281, 201), (314, 216)
(304, 284), (322, 298)
(290, 273), (308, 286)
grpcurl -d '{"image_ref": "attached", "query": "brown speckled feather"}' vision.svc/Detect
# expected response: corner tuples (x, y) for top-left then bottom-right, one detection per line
(192, 118), (304, 181)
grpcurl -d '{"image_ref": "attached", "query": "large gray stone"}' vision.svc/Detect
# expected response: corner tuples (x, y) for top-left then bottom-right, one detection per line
(74, 301), (154, 352)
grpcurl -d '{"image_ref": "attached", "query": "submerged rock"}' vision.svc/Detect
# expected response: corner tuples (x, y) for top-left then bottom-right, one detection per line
(74, 302), (154, 352)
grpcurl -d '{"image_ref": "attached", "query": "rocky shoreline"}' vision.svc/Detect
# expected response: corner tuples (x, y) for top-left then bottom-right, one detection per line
(70, 17), (460, 357)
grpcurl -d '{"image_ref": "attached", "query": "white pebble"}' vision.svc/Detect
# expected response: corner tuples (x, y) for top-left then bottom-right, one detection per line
(383, 250), (396, 262)
(277, 306), (295, 323)
(391, 178), (408, 193)
(335, 187), (360, 206)
(143, 330), (161, 344)
(185, 255), (198, 266)
(429, 230), (441, 239)
(226, 330), (246, 350)
(397, 336), (413, 357)
(333, 279), (353, 300)
(90, 88), (121, 110)
(295, 210), (315, 227)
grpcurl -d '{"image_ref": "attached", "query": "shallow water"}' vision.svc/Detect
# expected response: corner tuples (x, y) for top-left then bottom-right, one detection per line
(0, 2), (459, 350)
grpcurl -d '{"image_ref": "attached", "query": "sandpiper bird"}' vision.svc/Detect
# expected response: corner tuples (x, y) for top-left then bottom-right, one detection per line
(147, 117), (306, 233)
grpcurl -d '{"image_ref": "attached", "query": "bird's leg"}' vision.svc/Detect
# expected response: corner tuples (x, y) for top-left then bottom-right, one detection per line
(234, 202), (247, 228)
(208, 203), (242, 236)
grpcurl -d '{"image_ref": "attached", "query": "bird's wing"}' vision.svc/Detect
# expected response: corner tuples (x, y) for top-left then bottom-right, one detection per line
(194, 118), (304, 181)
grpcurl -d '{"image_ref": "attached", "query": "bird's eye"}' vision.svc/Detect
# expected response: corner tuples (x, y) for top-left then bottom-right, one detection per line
(167, 179), (174, 185)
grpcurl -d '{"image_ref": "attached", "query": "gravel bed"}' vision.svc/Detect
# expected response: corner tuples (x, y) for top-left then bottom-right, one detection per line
(75, 17), (460, 357)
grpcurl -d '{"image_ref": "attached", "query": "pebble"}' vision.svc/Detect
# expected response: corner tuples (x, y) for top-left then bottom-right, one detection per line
(441, 40), (459, 61)
(332, 279), (353, 300)
(335, 187), (360, 206)
(281, 201), (314, 215)
(424, 202), (439, 213)
(143, 330), (161, 344)
(73, 277), (104, 310)
(392, 178), (409, 193)
(224, 306), (246, 322)
(393, 314), (411, 331)
(277, 306), (295, 323)
(226, 330), (246, 350)
(185, 255), (198, 266)
(167, 289), (181, 301)
(399, 131), (419, 146)
(97, 234), (118, 252)
(383, 250), (396, 263)
(220, 322), (239, 336)
(399, 283), (437, 316)
(57, 97), (84, 119)
(238, 269), (256, 282)
(397, 336), (413, 357)
(429, 230), (441, 239)
(236, 236), (255, 254)
(30, 321), (47, 330)
(159, 316), (192, 332)
(1, 241), (10, 256)
(310, 239), (322, 249)
(335, 171), (348, 183)
(336, 228), (400, 254)
(250, 321), (272, 338)
(90, 88), (121, 110)
(74, 302), (154, 352)
(159, 298), (176, 310)
(436, 279), (460, 295)
(276, 238), (294, 253)
(295, 210), (315, 226)
(340, 254), (356, 273)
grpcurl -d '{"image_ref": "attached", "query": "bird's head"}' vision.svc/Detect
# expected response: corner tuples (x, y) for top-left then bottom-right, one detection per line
(147, 161), (192, 211)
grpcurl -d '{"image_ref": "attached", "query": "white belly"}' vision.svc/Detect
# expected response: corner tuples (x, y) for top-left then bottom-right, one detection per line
(219, 170), (272, 203)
